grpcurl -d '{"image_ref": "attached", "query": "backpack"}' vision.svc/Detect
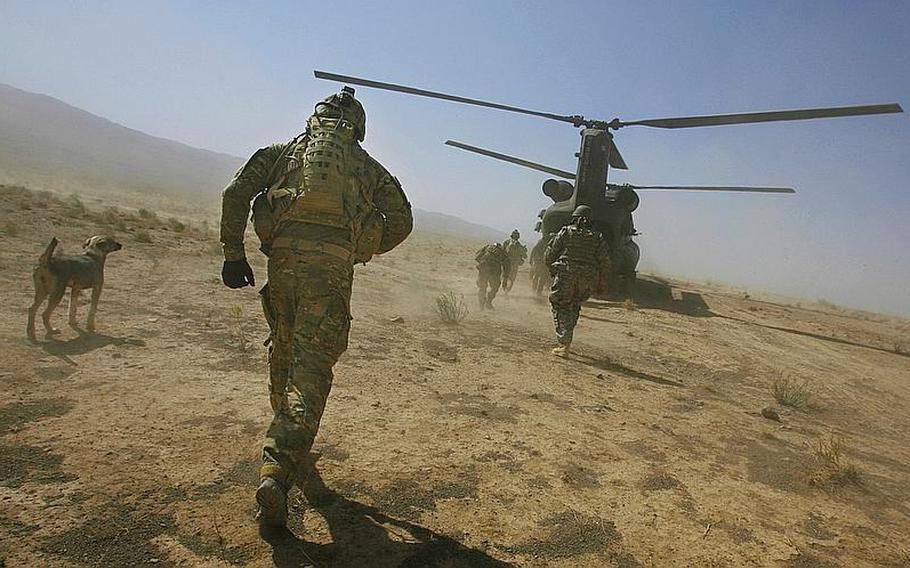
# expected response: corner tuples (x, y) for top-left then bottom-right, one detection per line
(251, 115), (383, 263)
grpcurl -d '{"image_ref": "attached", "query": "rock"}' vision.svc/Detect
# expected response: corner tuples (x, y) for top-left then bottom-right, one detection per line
(389, 316), (405, 323)
(761, 406), (781, 422)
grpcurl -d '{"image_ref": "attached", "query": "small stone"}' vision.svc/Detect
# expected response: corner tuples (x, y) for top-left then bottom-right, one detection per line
(389, 316), (405, 323)
(761, 406), (781, 422)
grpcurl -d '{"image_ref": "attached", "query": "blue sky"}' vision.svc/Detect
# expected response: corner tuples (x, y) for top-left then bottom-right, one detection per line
(1, 1), (908, 314)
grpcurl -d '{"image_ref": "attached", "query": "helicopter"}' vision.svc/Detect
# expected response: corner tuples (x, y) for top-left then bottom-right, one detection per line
(314, 70), (902, 297)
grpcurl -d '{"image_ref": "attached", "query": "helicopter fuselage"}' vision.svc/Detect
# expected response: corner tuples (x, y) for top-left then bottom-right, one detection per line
(538, 127), (640, 295)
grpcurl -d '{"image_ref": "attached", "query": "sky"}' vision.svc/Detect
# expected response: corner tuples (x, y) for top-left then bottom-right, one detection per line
(1, 0), (908, 314)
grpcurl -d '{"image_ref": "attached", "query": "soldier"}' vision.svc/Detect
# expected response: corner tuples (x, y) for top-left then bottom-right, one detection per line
(474, 242), (510, 310)
(528, 235), (552, 296)
(545, 205), (610, 357)
(501, 229), (527, 292)
(220, 87), (413, 529)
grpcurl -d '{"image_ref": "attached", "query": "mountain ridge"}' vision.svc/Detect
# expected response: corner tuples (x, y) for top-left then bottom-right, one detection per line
(0, 82), (503, 240)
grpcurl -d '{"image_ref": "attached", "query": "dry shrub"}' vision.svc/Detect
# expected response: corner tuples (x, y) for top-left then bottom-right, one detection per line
(770, 373), (812, 409)
(133, 229), (153, 243)
(137, 208), (158, 220)
(63, 194), (86, 217)
(622, 298), (637, 311)
(99, 206), (128, 231)
(807, 435), (861, 488)
(434, 291), (468, 324)
(168, 217), (187, 232)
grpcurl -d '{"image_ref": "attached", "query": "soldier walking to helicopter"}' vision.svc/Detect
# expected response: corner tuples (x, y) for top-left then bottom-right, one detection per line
(220, 87), (412, 530)
(545, 205), (610, 356)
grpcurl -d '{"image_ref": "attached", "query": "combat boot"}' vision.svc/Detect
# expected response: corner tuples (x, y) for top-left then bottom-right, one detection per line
(255, 477), (288, 528)
(551, 345), (570, 357)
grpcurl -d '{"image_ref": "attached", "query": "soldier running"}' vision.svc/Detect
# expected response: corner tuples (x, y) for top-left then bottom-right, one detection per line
(501, 229), (528, 292)
(475, 242), (511, 310)
(545, 205), (610, 357)
(220, 87), (413, 529)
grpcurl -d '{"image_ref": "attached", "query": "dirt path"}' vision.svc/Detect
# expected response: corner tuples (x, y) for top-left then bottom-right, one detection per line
(2, 186), (909, 567)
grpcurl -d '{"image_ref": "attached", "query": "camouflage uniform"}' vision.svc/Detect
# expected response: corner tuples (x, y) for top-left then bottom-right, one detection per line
(475, 243), (510, 309)
(545, 223), (609, 347)
(220, 97), (412, 492)
(501, 234), (527, 292)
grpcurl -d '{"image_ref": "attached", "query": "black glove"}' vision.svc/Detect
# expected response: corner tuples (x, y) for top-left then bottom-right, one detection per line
(222, 259), (255, 288)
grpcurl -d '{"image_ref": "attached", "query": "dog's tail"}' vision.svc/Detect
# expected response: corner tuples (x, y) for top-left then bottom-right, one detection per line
(39, 237), (58, 266)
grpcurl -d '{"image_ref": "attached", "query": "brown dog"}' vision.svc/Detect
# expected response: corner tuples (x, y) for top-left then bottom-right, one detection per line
(27, 236), (123, 341)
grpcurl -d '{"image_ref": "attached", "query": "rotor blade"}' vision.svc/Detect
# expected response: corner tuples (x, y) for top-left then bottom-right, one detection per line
(315, 70), (581, 125)
(608, 139), (628, 170)
(621, 184), (795, 194)
(445, 140), (577, 179)
(620, 103), (903, 129)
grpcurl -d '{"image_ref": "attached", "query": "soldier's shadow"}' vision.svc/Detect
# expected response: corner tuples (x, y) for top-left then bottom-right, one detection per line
(265, 462), (514, 568)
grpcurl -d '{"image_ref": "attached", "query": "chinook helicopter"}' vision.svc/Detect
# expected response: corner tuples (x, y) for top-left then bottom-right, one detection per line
(314, 70), (902, 296)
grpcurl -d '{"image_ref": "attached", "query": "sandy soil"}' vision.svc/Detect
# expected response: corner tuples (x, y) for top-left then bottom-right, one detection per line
(1, 185), (909, 567)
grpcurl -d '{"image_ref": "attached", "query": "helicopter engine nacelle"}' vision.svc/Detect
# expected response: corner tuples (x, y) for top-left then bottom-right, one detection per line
(542, 179), (574, 203)
(605, 184), (640, 213)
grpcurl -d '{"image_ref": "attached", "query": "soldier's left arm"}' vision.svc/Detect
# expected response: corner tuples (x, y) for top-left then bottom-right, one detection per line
(371, 166), (413, 254)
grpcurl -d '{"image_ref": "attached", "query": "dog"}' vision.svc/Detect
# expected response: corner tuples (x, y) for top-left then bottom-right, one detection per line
(27, 236), (123, 341)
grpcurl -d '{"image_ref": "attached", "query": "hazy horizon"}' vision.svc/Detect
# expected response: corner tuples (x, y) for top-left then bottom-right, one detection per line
(1, 1), (908, 315)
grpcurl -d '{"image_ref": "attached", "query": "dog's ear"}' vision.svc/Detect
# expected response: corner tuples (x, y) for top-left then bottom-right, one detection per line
(83, 238), (92, 248)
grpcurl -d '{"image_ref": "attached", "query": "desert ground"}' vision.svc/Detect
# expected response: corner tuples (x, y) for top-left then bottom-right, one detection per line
(1, 184), (909, 567)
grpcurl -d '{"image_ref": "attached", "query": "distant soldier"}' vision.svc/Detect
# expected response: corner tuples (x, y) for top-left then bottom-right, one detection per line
(475, 242), (511, 309)
(545, 205), (610, 356)
(528, 235), (552, 296)
(220, 87), (413, 529)
(501, 229), (527, 292)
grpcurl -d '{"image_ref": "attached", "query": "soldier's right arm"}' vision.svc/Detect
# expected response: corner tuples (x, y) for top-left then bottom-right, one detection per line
(219, 144), (286, 261)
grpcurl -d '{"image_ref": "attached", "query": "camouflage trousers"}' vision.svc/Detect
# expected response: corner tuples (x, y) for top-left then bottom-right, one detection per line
(476, 266), (502, 308)
(549, 266), (595, 346)
(260, 251), (353, 488)
(502, 262), (522, 292)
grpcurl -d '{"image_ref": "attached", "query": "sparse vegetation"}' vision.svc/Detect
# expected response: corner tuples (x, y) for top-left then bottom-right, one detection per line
(622, 298), (637, 311)
(434, 291), (468, 324)
(63, 193), (86, 217)
(167, 217), (187, 232)
(137, 208), (158, 220)
(807, 434), (861, 488)
(770, 373), (812, 409)
(229, 305), (251, 351)
(99, 206), (128, 231)
(817, 298), (843, 312)
(133, 229), (153, 243)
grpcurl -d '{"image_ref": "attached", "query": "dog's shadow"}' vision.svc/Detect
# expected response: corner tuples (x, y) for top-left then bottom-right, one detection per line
(263, 463), (514, 568)
(39, 333), (146, 362)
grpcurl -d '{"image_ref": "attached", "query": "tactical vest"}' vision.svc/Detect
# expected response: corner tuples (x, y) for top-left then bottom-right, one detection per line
(252, 115), (383, 263)
(557, 226), (603, 272)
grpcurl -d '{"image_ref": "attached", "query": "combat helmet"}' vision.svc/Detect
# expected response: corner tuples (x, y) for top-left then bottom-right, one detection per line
(313, 86), (366, 141)
(571, 205), (593, 220)
(511, 229), (520, 239)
